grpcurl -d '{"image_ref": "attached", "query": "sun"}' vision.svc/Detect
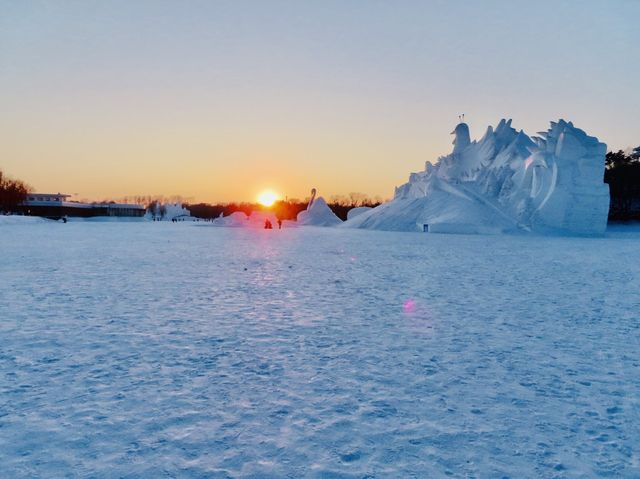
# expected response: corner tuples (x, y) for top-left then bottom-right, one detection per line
(257, 190), (278, 207)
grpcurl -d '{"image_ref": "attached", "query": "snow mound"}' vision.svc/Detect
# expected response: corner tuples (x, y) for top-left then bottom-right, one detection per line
(209, 211), (281, 228)
(344, 119), (609, 236)
(344, 190), (512, 234)
(247, 211), (278, 228)
(211, 211), (249, 227)
(346, 206), (372, 220)
(297, 196), (342, 226)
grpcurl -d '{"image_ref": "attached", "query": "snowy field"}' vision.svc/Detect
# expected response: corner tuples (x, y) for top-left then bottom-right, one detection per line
(1, 222), (640, 478)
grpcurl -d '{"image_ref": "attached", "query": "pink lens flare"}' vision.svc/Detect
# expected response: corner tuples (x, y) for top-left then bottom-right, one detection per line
(403, 298), (416, 313)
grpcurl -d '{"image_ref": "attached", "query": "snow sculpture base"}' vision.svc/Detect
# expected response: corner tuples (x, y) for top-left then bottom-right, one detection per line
(346, 206), (372, 221)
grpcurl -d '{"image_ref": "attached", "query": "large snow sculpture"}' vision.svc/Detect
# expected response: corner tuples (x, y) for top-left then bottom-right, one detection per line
(297, 188), (342, 226)
(347, 206), (372, 220)
(345, 119), (609, 235)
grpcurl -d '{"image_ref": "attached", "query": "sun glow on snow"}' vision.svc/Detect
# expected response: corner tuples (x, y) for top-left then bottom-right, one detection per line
(257, 190), (278, 207)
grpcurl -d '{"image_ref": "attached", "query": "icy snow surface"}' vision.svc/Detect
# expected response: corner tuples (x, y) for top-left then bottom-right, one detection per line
(1, 222), (639, 478)
(0, 215), (50, 225)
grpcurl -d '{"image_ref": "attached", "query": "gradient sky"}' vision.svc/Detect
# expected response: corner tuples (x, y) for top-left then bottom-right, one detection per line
(1, 0), (639, 203)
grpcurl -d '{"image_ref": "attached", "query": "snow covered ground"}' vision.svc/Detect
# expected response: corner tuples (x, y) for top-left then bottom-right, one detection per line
(1, 222), (639, 478)
(0, 215), (51, 225)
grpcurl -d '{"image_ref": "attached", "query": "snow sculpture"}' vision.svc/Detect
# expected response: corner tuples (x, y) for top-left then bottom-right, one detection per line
(308, 188), (317, 209)
(345, 119), (609, 235)
(452, 121), (470, 154)
(211, 211), (248, 227)
(145, 202), (193, 221)
(297, 189), (342, 226)
(346, 206), (372, 220)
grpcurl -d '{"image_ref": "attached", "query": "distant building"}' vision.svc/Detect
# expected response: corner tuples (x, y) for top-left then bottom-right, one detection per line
(22, 193), (145, 219)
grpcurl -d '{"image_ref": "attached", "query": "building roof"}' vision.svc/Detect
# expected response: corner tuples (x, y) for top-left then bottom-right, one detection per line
(28, 193), (71, 197)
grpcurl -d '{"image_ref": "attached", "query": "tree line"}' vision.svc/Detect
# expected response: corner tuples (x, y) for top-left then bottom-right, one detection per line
(0, 170), (31, 213)
(605, 148), (640, 221)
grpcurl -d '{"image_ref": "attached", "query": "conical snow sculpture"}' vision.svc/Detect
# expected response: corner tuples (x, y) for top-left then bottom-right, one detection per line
(344, 119), (609, 236)
(297, 188), (343, 226)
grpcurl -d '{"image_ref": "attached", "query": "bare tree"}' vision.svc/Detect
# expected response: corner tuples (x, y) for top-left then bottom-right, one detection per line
(0, 170), (31, 213)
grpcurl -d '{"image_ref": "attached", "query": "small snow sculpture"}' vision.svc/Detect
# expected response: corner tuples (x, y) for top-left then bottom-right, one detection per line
(145, 202), (193, 221)
(297, 189), (342, 226)
(344, 119), (609, 236)
(211, 211), (248, 227)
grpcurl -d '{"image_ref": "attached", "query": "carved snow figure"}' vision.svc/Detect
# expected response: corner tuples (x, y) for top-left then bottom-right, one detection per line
(308, 188), (317, 210)
(296, 188), (342, 226)
(452, 121), (471, 154)
(344, 119), (609, 236)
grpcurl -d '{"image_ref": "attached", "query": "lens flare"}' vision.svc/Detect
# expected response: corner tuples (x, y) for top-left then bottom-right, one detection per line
(257, 190), (278, 207)
(403, 299), (416, 313)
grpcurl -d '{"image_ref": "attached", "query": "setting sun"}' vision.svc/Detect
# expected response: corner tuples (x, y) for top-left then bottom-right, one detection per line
(257, 190), (278, 207)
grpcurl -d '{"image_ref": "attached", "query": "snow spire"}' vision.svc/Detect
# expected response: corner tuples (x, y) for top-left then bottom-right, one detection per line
(307, 188), (317, 210)
(451, 117), (470, 154)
